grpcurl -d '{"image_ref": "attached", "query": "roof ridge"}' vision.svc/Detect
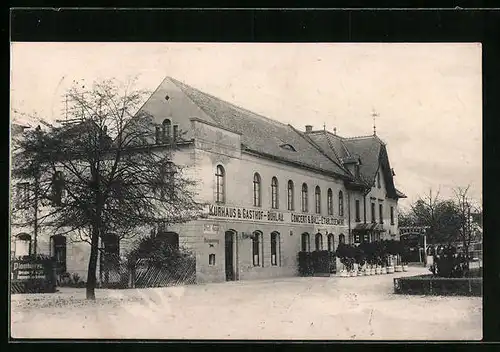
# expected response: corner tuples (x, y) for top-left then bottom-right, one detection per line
(168, 76), (289, 129)
(323, 130), (345, 168)
(344, 134), (377, 140)
(290, 125), (350, 177)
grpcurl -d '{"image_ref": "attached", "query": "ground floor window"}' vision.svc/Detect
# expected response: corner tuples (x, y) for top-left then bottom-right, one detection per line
(252, 231), (263, 266)
(270, 232), (280, 266)
(209, 253), (216, 266)
(315, 233), (323, 251)
(327, 234), (335, 252)
(100, 234), (120, 283)
(301, 233), (310, 252)
(51, 235), (67, 274)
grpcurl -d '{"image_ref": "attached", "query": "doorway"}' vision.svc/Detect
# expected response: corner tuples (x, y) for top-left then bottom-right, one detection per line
(225, 231), (235, 281)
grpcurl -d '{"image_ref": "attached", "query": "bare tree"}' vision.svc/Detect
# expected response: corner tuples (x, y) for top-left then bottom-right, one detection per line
(12, 78), (203, 299)
(453, 185), (481, 271)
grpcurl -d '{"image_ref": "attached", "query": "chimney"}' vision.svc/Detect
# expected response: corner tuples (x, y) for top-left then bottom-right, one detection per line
(305, 125), (313, 133)
(333, 127), (337, 135)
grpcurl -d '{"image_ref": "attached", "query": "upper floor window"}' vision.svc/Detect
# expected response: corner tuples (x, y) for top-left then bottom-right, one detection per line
(15, 182), (30, 208)
(271, 177), (279, 209)
(390, 206), (395, 225)
(215, 165), (225, 204)
(371, 202), (376, 223)
(253, 173), (262, 207)
(377, 172), (381, 188)
(315, 186), (321, 214)
(52, 171), (65, 206)
(355, 199), (361, 222)
(162, 119), (172, 141)
(338, 191), (344, 217)
(301, 183), (309, 212)
(287, 180), (294, 211)
(379, 203), (384, 224)
(327, 188), (333, 215)
(355, 164), (360, 178)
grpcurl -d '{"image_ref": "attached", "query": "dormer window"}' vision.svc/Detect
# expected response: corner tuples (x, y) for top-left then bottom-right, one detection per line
(280, 144), (296, 152)
(355, 164), (360, 178)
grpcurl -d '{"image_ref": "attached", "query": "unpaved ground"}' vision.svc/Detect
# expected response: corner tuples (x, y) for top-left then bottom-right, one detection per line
(10, 267), (482, 340)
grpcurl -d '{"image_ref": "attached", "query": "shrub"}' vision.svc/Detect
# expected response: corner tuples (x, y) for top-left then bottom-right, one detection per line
(336, 243), (356, 271)
(298, 251), (314, 276)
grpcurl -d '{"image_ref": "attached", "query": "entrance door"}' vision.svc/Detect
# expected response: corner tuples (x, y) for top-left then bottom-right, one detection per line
(225, 231), (235, 281)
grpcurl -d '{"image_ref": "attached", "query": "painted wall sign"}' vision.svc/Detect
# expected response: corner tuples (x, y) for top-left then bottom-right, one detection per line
(204, 238), (220, 244)
(203, 223), (220, 234)
(206, 205), (345, 226)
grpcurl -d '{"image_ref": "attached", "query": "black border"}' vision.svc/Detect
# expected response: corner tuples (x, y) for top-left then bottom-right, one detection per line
(7, 7), (500, 347)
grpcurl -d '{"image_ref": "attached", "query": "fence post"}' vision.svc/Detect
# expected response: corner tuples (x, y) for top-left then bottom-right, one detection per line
(429, 280), (433, 294)
(469, 278), (472, 294)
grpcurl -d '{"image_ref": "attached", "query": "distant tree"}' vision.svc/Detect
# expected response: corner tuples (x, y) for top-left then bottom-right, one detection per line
(12, 78), (203, 300)
(407, 189), (462, 245)
(454, 185), (482, 271)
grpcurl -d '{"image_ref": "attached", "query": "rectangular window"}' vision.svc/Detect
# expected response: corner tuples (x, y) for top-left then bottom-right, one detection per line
(209, 254), (216, 266)
(390, 206), (395, 225)
(371, 202), (376, 223)
(51, 235), (67, 274)
(354, 234), (360, 243)
(379, 204), (384, 224)
(16, 182), (29, 208)
(355, 200), (361, 222)
(173, 125), (179, 141)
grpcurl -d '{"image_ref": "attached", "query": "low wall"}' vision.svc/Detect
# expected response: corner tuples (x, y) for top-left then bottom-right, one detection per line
(394, 275), (482, 297)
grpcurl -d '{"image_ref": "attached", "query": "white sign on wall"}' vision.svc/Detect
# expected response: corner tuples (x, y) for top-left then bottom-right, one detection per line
(206, 204), (345, 226)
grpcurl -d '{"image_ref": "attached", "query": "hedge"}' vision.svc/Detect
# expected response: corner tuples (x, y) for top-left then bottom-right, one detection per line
(394, 276), (482, 296)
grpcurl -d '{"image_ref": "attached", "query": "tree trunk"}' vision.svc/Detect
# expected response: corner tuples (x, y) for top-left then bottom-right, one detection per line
(86, 225), (100, 300)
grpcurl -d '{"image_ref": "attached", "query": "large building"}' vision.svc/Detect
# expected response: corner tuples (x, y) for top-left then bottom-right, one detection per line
(11, 77), (406, 284)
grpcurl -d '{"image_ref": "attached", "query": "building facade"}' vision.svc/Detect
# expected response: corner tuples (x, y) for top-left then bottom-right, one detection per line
(11, 77), (406, 284)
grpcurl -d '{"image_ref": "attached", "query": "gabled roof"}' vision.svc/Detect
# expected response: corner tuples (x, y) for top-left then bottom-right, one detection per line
(141, 77), (351, 178)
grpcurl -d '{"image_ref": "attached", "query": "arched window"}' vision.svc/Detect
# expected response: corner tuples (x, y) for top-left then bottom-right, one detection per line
(315, 233), (323, 251)
(252, 231), (262, 266)
(339, 233), (345, 245)
(253, 173), (262, 207)
(287, 180), (294, 211)
(301, 183), (308, 212)
(327, 234), (335, 252)
(301, 233), (310, 252)
(315, 186), (321, 214)
(338, 191), (344, 217)
(271, 177), (279, 209)
(162, 119), (172, 140)
(215, 165), (225, 203)
(377, 172), (381, 188)
(327, 188), (333, 215)
(270, 232), (280, 266)
(50, 235), (67, 274)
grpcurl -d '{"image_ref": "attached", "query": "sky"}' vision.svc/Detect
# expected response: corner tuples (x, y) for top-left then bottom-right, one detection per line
(10, 43), (482, 209)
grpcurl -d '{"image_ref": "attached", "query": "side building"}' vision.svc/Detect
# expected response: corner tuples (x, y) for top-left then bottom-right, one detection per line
(10, 77), (406, 284)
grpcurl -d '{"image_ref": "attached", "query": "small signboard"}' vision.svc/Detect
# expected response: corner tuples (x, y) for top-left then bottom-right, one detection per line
(10, 256), (56, 294)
